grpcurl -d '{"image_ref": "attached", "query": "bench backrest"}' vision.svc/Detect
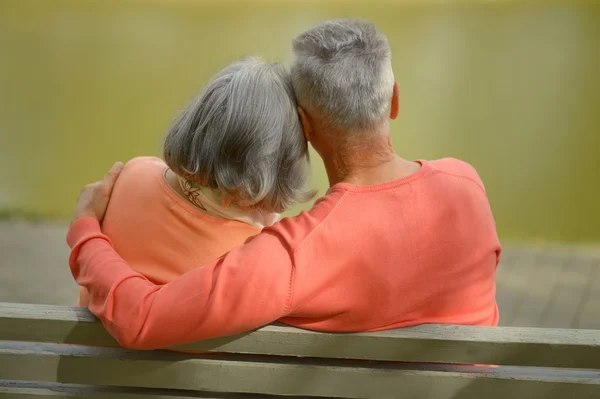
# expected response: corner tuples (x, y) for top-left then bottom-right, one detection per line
(0, 302), (599, 398)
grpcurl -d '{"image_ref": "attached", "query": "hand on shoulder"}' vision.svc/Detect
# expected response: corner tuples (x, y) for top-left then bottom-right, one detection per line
(72, 162), (124, 224)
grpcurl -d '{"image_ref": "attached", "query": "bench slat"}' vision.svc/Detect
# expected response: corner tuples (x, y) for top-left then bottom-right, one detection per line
(1, 341), (599, 399)
(0, 386), (220, 399)
(0, 381), (281, 399)
(1, 303), (600, 368)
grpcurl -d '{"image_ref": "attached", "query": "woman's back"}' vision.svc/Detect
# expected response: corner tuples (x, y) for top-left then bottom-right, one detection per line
(76, 156), (259, 306)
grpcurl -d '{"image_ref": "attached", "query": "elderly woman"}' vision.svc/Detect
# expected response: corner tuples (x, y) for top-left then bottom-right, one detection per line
(76, 58), (313, 306)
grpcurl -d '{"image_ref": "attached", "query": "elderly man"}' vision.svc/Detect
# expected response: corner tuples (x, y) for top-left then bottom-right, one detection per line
(69, 19), (500, 349)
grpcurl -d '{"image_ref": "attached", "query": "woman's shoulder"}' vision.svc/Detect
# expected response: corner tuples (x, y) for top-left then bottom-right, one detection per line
(104, 157), (170, 227)
(122, 156), (167, 176)
(111, 156), (167, 197)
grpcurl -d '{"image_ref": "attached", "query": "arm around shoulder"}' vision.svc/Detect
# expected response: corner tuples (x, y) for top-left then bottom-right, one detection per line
(67, 218), (295, 349)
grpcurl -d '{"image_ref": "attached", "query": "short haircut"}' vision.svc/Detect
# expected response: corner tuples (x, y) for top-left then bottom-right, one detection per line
(164, 58), (314, 213)
(291, 19), (394, 132)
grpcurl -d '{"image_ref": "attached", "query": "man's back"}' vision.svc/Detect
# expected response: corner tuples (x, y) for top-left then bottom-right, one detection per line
(277, 158), (500, 330)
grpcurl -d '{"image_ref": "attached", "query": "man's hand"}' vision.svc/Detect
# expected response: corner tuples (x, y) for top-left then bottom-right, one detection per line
(73, 162), (124, 223)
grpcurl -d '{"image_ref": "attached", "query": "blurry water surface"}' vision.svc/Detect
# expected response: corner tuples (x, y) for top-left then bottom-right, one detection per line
(0, 0), (598, 243)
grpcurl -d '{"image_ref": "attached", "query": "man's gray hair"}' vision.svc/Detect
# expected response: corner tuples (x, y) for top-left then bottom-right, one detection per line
(291, 19), (394, 132)
(164, 58), (314, 213)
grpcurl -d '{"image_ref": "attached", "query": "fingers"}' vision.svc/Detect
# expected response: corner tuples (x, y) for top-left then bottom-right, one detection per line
(102, 161), (124, 196)
(103, 161), (124, 185)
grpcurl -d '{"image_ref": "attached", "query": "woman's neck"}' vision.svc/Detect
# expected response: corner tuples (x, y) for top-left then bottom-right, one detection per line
(165, 168), (190, 201)
(164, 169), (279, 228)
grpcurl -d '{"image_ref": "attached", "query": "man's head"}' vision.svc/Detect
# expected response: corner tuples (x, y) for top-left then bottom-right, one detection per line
(290, 19), (398, 152)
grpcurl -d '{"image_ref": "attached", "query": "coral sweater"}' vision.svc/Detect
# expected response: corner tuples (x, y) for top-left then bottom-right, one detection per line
(76, 157), (260, 306)
(68, 158), (501, 350)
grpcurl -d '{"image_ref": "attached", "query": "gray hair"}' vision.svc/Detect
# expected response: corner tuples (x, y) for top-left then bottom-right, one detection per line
(163, 58), (314, 213)
(291, 19), (394, 132)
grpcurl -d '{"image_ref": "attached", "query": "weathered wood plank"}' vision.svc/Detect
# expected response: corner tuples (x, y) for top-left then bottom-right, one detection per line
(1, 342), (599, 399)
(0, 380), (279, 398)
(1, 303), (600, 368)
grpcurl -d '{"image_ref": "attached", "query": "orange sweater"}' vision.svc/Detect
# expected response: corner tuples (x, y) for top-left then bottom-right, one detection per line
(76, 157), (260, 306)
(68, 158), (501, 350)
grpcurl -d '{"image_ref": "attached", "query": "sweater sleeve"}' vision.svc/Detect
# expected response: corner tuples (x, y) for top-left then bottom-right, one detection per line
(67, 218), (294, 349)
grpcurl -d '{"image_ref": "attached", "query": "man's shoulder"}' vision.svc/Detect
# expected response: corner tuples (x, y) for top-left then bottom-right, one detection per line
(428, 157), (486, 192)
(264, 190), (347, 251)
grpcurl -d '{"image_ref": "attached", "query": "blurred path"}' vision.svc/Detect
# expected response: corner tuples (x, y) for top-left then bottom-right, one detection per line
(497, 244), (600, 329)
(1, 221), (599, 328)
(0, 221), (75, 305)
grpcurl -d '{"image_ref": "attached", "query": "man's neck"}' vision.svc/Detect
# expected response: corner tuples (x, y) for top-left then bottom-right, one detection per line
(323, 150), (421, 187)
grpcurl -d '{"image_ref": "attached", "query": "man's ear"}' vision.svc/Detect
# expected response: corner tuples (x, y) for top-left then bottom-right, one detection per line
(297, 106), (313, 142)
(390, 81), (399, 120)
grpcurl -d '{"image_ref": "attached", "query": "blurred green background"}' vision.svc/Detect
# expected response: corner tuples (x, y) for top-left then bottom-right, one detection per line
(0, 0), (598, 243)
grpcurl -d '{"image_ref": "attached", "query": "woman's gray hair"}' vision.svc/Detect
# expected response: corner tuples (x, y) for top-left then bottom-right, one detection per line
(163, 58), (314, 213)
(291, 19), (394, 132)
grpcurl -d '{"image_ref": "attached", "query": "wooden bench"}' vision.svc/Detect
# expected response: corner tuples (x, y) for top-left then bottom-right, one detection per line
(0, 302), (599, 398)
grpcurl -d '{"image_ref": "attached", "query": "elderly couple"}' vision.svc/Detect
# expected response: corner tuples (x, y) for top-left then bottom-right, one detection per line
(70, 19), (501, 349)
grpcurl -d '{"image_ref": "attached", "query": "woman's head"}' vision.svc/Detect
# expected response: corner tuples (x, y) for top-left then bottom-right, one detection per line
(164, 58), (314, 213)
